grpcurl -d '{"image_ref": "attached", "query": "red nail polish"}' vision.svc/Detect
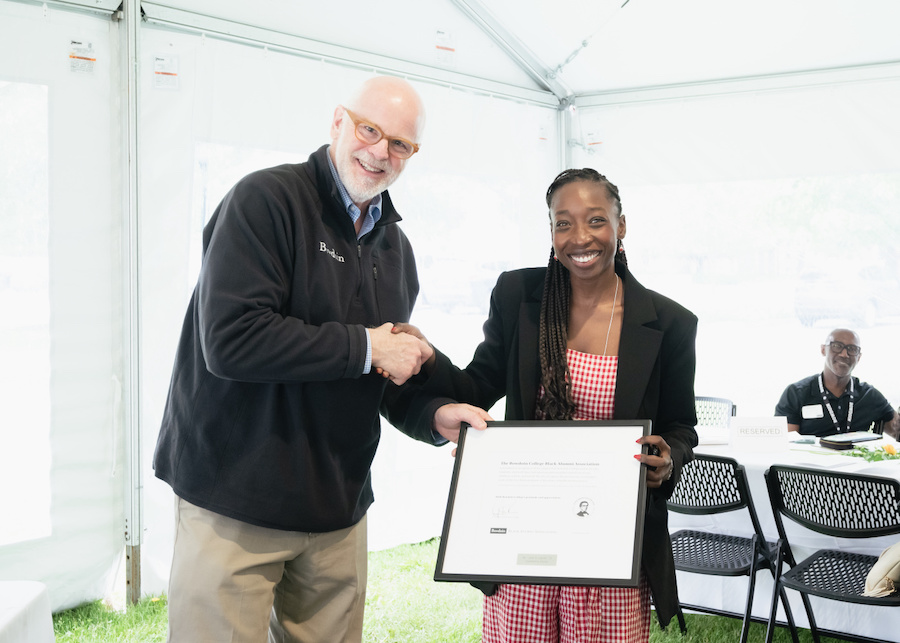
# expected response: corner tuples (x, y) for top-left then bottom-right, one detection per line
(633, 454), (641, 460)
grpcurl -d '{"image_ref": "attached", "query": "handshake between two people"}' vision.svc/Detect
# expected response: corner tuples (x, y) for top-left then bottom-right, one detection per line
(371, 322), (492, 448)
(369, 322), (434, 386)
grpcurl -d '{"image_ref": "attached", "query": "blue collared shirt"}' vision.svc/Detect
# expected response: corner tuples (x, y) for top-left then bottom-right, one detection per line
(326, 148), (382, 374)
(327, 148), (383, 239)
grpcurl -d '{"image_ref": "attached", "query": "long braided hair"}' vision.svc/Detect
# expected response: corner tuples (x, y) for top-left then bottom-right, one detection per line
(536, 168), (626, 420)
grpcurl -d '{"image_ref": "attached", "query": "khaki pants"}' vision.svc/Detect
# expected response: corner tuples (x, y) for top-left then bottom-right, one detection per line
(167, 497), (367, 643)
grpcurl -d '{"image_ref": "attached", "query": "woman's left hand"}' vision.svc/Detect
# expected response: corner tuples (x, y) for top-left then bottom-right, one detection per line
(635, 435), (674, 489)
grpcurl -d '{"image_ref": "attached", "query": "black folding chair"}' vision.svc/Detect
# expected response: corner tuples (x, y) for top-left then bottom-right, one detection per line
(764, 465), (900, 643)
(668, 454), (798, 643)
(694, 396), (737, 427)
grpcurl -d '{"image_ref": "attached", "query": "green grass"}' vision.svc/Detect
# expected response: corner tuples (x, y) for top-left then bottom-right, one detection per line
(53, 538), (842, 642)
(52, 595), (168, 643)
(365, 539), (482, 642)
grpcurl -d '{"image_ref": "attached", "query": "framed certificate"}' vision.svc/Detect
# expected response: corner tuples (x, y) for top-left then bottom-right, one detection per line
(434, 420), (651, 587)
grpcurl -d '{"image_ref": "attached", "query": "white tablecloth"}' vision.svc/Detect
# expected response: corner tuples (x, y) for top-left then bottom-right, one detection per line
(0, 581), (55, 643)
(668, 439), (900, 642)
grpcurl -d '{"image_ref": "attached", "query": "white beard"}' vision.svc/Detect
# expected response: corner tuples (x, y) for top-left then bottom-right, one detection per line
(332, 122), (399, 205)
(339, 154), (396, 204)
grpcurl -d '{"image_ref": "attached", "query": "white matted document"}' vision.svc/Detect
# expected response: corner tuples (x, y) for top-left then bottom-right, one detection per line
(434, 420), (650, 587)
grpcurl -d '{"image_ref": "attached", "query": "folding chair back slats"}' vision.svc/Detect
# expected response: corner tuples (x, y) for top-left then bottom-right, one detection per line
(772, 467), (900, 538)
(669, 456), (743, 513)
(694, 396), (736, 428)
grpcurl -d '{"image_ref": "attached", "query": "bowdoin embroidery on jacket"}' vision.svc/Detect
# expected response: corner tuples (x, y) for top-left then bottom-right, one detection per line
(319, 241), (345, 262)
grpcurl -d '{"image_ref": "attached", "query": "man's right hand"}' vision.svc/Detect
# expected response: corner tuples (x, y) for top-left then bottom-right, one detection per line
(369, 322), (433, 385)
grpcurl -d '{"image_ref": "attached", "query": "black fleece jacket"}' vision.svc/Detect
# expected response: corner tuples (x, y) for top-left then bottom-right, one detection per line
(153, 145), (436, 532)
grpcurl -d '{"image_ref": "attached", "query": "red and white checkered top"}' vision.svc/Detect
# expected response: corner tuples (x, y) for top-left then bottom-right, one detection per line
(567, 349), (618, 420)
(483, 350), (651, 642)
(536, 349), (618, 420)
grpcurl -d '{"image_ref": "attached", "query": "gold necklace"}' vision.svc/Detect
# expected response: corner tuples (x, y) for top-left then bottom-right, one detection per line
(602, 276), (619, 356)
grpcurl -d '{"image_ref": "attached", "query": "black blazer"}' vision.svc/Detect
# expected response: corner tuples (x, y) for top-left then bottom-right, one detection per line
(407, 260), (698, 627)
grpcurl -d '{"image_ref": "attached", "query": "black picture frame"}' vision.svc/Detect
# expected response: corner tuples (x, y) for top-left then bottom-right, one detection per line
(434, 420), (651, 587)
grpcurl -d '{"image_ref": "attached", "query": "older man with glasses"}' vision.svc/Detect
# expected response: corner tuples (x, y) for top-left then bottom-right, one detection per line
(153, 76), (447, 643)
(775, 328), (898, 438)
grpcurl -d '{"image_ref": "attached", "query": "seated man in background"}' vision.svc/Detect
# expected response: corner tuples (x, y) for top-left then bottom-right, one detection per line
(775, 328), (898, 438)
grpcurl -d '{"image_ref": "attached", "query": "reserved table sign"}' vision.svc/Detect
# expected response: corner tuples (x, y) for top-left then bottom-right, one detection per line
(730, 416), (788, 452)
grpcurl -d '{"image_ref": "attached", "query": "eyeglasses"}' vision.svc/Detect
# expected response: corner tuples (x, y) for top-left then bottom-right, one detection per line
(343, 108), (420, 159)
(827, 341), (861, 356)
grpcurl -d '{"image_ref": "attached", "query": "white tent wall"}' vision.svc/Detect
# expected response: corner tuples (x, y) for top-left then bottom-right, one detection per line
(569, 70), (900, 418)
(135, 15), (561, 597)
(4, 0), (900, 617)
(0, 0), (562, 612)
(0, 0), (126, 612)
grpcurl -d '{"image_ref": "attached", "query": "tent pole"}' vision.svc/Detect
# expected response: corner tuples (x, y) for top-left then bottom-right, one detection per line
(561, 105), (575, 170)
(451, 0), (572, 102)
(121, 0), (144, 605)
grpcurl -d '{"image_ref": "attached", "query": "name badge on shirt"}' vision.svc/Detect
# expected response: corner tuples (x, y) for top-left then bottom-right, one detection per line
(801, 404), (825, 419)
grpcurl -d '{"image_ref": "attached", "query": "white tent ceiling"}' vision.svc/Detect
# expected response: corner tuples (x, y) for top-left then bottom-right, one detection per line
(124, 0), (900, 103)
(481, 0), (900, 96)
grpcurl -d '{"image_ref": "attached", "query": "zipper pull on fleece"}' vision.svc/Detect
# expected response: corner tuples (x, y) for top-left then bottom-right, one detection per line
(373, 264), (378, 280)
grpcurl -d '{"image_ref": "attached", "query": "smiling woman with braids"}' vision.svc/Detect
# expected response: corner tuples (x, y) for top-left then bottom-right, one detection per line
(389, 168), (698, 642)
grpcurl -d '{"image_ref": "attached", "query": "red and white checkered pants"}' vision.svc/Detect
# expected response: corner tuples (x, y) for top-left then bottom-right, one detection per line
(482, 576), (651, 643)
